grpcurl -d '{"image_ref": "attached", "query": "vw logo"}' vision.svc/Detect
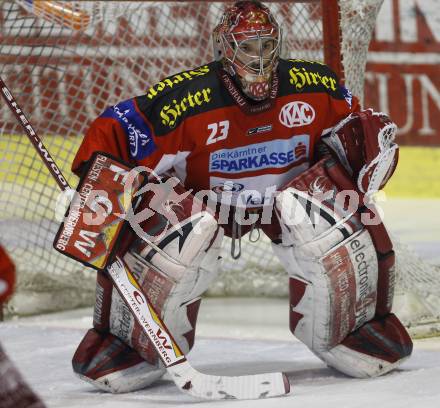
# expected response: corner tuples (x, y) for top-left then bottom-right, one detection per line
(212, 182), (244, 193)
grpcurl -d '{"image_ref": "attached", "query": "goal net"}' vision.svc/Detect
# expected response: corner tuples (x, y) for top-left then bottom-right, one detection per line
(0, 0), (438, 335)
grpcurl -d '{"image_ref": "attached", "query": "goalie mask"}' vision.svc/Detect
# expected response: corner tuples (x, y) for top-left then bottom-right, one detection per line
(213, 1), (282, 101)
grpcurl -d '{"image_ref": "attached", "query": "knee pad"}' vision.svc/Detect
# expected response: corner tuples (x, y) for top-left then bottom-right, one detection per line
(123, 209), (223, 354)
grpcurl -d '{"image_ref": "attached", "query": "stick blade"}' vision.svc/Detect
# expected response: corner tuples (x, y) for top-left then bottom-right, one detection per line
(169, 361), (290, 400)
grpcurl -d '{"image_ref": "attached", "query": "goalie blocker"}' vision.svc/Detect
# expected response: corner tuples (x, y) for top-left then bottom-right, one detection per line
(53, 151), (146, 270)
(273, 157), (412, 378)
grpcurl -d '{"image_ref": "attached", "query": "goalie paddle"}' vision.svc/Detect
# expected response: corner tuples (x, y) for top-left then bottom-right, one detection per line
(0, 76), (290, 400)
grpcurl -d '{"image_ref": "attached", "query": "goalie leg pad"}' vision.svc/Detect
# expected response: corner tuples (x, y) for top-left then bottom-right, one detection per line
(321, 313), (413, 378)
(364, 218), (396, 316)
(273, 228), (379, 352)
(72, 329), (166, 394)
(325, 156), (397, 317)
(124, 209), (223, 353)
(273, 158), (411, 377)
(73, 186), (223, 393)
(72, 272), (167, 393)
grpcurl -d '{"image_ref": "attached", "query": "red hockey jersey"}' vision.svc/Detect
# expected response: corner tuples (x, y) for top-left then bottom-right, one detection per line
(72, 59), (359, 207)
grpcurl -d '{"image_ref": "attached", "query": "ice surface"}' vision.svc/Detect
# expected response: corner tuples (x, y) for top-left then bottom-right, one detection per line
(1, 199), (439, 407)
(1, 299), (440, 408)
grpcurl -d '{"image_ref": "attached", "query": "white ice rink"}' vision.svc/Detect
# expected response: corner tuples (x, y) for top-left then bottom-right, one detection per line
(1, 198), (439, 407)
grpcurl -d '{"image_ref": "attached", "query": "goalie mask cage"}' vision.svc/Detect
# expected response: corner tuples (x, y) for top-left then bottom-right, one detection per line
(0, 0), (438, 335)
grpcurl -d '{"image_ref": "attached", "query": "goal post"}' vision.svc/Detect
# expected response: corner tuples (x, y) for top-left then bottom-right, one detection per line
(1, 0), (438, 336)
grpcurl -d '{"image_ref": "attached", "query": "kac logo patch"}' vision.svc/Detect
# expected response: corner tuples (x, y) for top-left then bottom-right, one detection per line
(279, 101), (315, 128)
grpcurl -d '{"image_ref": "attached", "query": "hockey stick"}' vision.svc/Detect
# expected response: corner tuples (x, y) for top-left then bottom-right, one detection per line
(0, 77), (290, 400)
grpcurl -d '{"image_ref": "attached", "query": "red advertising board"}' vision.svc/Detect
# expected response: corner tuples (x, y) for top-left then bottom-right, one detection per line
(0, 1), (438, 145)
(365, 0), (439, 145)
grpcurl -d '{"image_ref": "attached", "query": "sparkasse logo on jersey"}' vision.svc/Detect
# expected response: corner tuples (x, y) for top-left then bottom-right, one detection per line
(209, 135), (310, 174)
(279, 101), (315, 128)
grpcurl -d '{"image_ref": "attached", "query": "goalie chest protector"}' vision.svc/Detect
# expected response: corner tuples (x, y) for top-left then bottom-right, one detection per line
(72, 59), (359, 208)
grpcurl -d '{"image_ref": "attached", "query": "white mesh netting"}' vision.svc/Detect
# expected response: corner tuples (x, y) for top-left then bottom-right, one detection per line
(0, 0), (438, 335)
(339, 0), (384, 104)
